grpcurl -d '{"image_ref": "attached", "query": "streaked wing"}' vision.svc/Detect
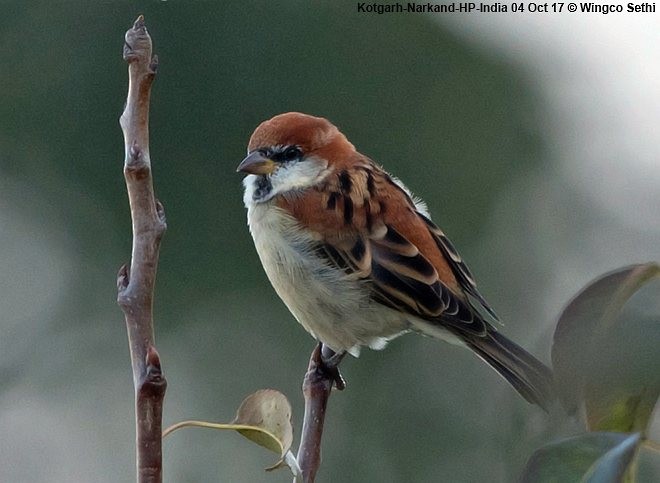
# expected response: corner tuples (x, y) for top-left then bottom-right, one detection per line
(278, 157), (492, 335)
(417, 212), (499, 320)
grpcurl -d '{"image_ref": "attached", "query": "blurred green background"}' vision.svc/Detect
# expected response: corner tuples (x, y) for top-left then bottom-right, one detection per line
(1, 2), (659, 482)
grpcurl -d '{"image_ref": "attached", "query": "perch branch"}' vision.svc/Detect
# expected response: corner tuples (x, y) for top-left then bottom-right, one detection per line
(116, 15), (167, 483)
(295, 344), (346, 482)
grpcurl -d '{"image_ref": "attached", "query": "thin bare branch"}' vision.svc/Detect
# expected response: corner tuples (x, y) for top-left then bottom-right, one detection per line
(117, 15), (167, 483)
(295, 344), (345, 483)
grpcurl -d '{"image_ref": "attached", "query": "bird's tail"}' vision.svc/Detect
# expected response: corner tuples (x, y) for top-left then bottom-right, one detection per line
(461, 329), (555, 411)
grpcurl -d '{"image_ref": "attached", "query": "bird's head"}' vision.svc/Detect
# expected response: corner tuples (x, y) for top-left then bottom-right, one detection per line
(238, 112), (355, 202)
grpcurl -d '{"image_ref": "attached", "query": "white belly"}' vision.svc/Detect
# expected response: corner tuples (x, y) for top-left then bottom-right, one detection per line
(246, 201), (408, 356)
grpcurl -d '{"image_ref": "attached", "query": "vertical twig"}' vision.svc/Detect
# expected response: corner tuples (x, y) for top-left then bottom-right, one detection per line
(116, 15), (167, 483)
(295, 345), (344, 483)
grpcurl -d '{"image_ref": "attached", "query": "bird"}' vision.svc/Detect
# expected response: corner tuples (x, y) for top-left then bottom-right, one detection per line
(237, 112), (554, 410)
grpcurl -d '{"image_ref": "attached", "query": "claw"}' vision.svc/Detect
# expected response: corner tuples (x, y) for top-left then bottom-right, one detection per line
(317, 343), (347, 390)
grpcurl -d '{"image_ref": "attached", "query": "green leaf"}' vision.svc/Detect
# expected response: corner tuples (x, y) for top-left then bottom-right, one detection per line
(582, 433), (641, 483)
(520, 432), (641, 483)
(583, 315), (660, 433)
(552, 263), (660, 418)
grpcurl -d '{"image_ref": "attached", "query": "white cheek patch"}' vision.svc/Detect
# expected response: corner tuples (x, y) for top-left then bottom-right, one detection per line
(242, 174), (259, 207)
(269, 158), (329, 196)
(243, 173), (275, 206)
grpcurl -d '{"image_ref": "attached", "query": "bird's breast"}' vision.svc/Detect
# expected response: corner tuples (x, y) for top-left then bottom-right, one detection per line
(246, 200), (362, 313)
(245, 199), (407, 355)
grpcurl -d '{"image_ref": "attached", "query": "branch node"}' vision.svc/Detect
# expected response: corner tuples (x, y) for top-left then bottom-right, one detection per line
(146, 345), (162, 374)
(129, 141), (142, 162)
(133, 14), (145, 30)
(117, 263), (130, 291)
(123, 41), (136, 62)
(125, 142), (150, 178)
(155, 200), (167, 225)
(149, 55), (159, 74)
(123, 15), (152, 64)
(141, 346), (167, 397)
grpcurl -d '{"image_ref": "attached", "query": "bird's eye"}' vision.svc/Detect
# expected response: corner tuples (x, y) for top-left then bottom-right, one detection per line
(282, 146), (302, 162)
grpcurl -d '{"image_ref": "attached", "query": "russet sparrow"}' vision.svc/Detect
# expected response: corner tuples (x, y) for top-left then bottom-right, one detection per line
(238, 112), (553, 409)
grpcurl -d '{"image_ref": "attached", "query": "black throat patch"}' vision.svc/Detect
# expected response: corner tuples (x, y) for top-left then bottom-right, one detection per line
(253, 175), (273, 201)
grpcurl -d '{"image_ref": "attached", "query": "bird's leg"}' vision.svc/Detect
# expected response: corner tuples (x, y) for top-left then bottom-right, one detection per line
(318, 342), (347, 390)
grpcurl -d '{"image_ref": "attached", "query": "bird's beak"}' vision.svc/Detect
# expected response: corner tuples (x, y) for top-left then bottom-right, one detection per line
(236, 151), (277, 175)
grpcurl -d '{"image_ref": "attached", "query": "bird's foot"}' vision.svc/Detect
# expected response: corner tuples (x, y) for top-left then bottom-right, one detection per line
(313, 343), (347, 390)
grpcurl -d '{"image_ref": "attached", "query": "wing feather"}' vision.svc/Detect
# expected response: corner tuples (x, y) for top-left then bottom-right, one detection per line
(277, 158), (491, 336)
(417, 212), (499, 320)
